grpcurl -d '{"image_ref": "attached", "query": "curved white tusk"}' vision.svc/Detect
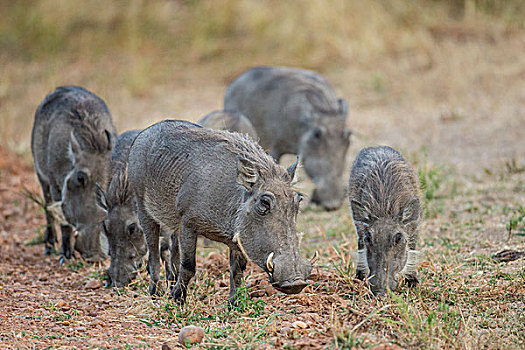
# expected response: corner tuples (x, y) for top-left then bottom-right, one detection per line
(310, 250), (319, 265)
(266, 252), (274, 273)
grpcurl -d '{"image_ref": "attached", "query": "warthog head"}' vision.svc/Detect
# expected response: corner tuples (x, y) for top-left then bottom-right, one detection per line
(351, 198), (420, 296)
(234, 157), (313, 294)
(301, 99), (351, 211)
(96, 170), (147, 288)
(62, 127), (114, 259)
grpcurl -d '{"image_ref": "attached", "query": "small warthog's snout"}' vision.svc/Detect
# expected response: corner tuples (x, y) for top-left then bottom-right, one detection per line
(369, 275), (398, 297)
(274, 279), (308, 294)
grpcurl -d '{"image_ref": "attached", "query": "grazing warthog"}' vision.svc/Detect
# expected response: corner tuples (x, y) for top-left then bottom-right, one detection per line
(224, 66), (351, 211)
(31, 86), (116, 262)
(348, 146), (422, 296)
(128, 120), (313, 304)
(199, 110), (258, 140)
(95, 130), (146, 287)
(96, 130), (180, 287)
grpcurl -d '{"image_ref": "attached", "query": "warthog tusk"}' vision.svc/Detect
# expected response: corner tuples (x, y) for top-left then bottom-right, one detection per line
(310, 250), (319, 265)
(266, 252), (274, 273)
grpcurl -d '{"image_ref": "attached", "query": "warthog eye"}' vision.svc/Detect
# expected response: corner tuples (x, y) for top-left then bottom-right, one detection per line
(393, 232), (405, 246)
(127, 223), (138, 236)
(75, 170), (88, 187)
(255, 193), (275, 216)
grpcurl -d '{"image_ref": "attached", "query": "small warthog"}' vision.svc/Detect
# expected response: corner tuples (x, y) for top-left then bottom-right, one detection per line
(128, 120), (313, 304)
(96, 130), (178, 287)
(31, 86), (117, 261)
(348, 146), (422, 296)
(199, 110), (258, 140)
(224, 66), (351, 211)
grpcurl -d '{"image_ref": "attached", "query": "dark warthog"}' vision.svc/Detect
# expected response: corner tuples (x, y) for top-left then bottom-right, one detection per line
(224, 66), (351, 211)
(31, 86), (116, 262)
(96, 130), (177, 287)
(128, 120), (313, 304)
(348, 146), (422, 296)
(199, 110), (258, 140)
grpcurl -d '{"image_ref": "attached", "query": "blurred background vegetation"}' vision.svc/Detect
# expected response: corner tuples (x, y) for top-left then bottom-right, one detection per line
(0, 0), (523, 155)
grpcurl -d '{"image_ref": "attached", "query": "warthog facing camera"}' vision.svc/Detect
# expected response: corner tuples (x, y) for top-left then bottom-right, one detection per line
(127, 120), (313, 304)
(349, 146), (422, 296)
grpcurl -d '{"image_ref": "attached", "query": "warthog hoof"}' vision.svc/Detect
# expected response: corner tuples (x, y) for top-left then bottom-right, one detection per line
(356, 269), (368, 281)
(170, 286), (186, 306)
(404, 274), (419, 287)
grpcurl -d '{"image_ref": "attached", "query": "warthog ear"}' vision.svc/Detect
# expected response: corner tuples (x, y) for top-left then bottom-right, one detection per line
(68, 131), (82, 163)
(104, 130), (114, 151)
(338, 98), (348, 117)
(350, 200), (372, 225)
(95, 183), (109, 213)
(398, 198), (420, 225)
(237, 157), (258, 191)
(287, 156), (299, 182)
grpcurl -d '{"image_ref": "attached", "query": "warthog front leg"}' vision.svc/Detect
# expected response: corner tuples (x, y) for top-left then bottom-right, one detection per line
(169, 229), (180, 284)
(160, 228), (174, 284)
(37, 175), (57, 255)
(171, 224), (197, 304)
(229, 248), (247, 307)
(137, 205), (162, 297)
(60, 224), (73, 262)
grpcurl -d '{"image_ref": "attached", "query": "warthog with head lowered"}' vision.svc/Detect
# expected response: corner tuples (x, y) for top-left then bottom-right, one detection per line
(95, 130), (146, 287)
(128, 120), (313, 304)
(95, 130), (179, 287)
(31, 86), (116, 261)
(224, 66), (351, 211)
(348, 146), (422, 296)
(199, 110), (258, 140)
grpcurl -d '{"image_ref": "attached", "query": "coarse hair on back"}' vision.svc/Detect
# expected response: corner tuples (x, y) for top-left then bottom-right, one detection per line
(69, 100), (112, 154)
(105, 166), (133, 209)
(351, 157), (421, 220)
(188, 128), (292, 184)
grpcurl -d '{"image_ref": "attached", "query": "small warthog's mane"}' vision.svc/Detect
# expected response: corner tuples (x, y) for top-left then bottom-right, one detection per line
(106, 165), (133, 208)
(351, 155), (422, 220)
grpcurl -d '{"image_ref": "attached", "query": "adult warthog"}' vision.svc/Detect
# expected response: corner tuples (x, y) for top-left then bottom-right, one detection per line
(32, 86), (116, 262)
(225, 66), (351, 211)
(127, 120), (314, 305)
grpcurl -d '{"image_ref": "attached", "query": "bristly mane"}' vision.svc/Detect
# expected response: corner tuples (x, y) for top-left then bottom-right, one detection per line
(350, 147), (422, 220)
(106, 166), (133, 209)
(187, 128), (292, 185)
(69, 100), (112, 154)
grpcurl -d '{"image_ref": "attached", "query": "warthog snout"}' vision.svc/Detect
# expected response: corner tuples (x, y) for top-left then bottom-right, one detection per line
(267, 252), (312, 294)
(273, 279), (309, 294)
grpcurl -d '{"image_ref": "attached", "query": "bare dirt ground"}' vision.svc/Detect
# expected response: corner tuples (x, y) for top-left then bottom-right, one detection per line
(0, 16), (525, 350)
